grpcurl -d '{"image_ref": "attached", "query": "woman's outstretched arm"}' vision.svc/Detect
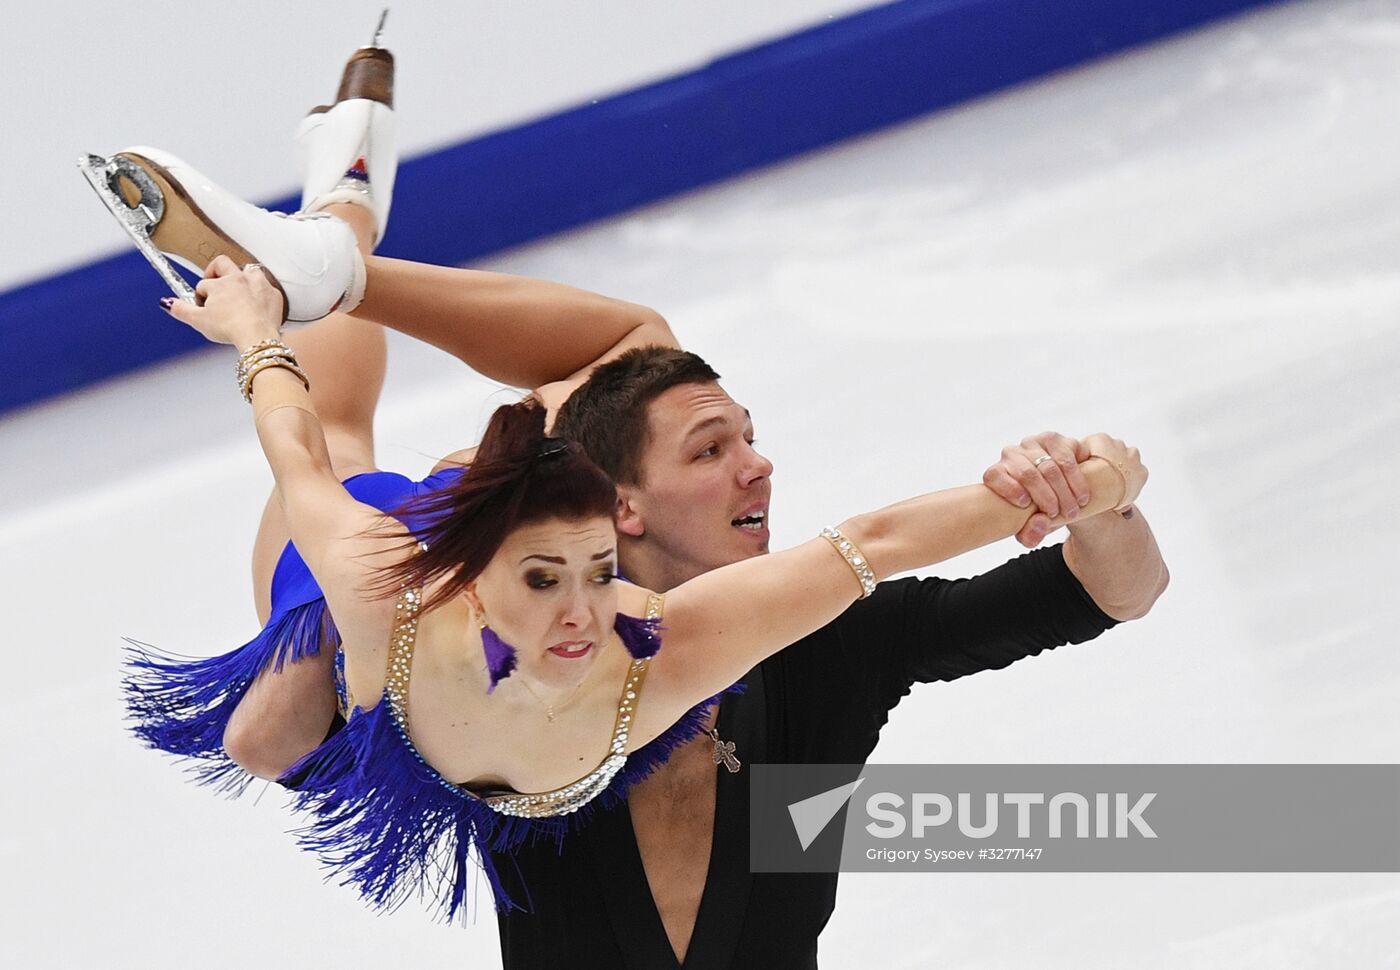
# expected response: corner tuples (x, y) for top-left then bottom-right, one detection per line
(642, 454), (1144, 714)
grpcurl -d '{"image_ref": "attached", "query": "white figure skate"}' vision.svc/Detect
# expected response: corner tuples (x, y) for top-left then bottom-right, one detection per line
(297, 9), (397, 246)
(78, 147), (364, 323)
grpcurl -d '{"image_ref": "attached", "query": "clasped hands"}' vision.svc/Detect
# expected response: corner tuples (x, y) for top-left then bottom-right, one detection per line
(983, 432), (1148, 547)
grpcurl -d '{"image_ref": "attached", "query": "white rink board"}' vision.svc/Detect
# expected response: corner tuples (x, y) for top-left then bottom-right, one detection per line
(3, 0), (1398, 966)
(1, 0), (873, 292)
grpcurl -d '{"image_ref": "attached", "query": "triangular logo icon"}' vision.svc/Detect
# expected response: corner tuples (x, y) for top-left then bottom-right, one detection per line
(787, 778), (865, 851)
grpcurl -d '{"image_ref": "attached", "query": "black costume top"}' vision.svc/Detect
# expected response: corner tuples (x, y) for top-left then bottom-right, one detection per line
(494, 544), (1119, 969)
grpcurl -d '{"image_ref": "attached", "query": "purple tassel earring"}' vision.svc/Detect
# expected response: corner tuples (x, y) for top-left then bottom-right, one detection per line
(478, 618), (517, 693)
(614, 611), (662, 659)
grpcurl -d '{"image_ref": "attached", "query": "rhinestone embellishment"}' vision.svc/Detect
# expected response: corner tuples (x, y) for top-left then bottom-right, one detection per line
(482, 655), (650, 818)
(820, 526), (877, 598)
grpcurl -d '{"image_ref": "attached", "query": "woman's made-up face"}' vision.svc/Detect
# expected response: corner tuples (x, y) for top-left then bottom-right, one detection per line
(473, 515), (620, 691)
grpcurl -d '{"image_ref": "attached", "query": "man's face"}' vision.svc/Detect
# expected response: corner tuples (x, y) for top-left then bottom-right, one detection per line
(619, 381), (774, 583)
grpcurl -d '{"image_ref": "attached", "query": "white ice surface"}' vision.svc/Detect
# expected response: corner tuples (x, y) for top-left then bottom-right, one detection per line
(3, 0), (1399, 966)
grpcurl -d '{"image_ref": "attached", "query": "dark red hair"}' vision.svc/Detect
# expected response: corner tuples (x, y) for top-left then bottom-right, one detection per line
(375, 399), (618, 609)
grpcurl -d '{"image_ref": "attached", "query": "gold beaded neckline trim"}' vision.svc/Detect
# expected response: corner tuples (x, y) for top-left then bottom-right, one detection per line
(380, 588), (662, 818)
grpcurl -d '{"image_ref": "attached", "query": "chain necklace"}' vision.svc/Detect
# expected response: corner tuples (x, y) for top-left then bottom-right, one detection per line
(516, 669), (591, 723)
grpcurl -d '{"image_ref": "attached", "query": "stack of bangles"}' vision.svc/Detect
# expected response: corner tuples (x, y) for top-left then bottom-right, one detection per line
(236, 339), (310, 403)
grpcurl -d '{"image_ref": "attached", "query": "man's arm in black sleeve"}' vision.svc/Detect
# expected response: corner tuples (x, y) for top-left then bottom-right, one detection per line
(862, 543), (1119, 713)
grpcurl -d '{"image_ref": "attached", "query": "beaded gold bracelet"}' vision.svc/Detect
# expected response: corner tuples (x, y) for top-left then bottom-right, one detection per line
(236, 337), (288, 359)
(820, 526), (877, 599)
(234, 339), (309, 402)
(237, 348), (296, 384)
(240, 356), (310, 403)
(236, 338), (292, 375)
(236, 339), (286, 374)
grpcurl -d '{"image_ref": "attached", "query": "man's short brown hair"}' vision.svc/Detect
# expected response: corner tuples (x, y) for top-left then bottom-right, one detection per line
(552, 346), (721, 485)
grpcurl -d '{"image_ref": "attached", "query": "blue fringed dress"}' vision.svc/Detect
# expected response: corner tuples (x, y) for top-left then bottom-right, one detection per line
(123, 468), (739, 920)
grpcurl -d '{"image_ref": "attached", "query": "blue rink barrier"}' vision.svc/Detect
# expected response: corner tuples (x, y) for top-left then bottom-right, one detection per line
(0, 0), (1284, 414)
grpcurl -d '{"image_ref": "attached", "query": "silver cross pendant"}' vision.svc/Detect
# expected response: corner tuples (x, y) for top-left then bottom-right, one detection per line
(708, 728), (741, 773)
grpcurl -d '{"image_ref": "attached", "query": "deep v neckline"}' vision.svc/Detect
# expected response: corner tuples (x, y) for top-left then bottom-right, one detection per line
(582, 663), (768, 968)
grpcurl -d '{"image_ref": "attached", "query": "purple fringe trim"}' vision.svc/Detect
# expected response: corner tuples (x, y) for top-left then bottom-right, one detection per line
(281, 677), (745, 920)
(281, 700), (522, 921)
(122, 599), (338, 795)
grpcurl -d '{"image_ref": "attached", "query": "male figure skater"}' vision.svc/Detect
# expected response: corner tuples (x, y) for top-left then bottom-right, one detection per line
(494, 346), (1168, 968)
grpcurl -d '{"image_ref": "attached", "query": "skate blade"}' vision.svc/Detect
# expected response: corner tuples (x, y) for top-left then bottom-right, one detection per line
(78, 151), (279, 310)
(370, 8), (388, 48)
(78, 153), (197, 303)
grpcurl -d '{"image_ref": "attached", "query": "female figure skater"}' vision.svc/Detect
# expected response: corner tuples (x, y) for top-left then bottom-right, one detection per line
(92, 43), (1146, 921)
